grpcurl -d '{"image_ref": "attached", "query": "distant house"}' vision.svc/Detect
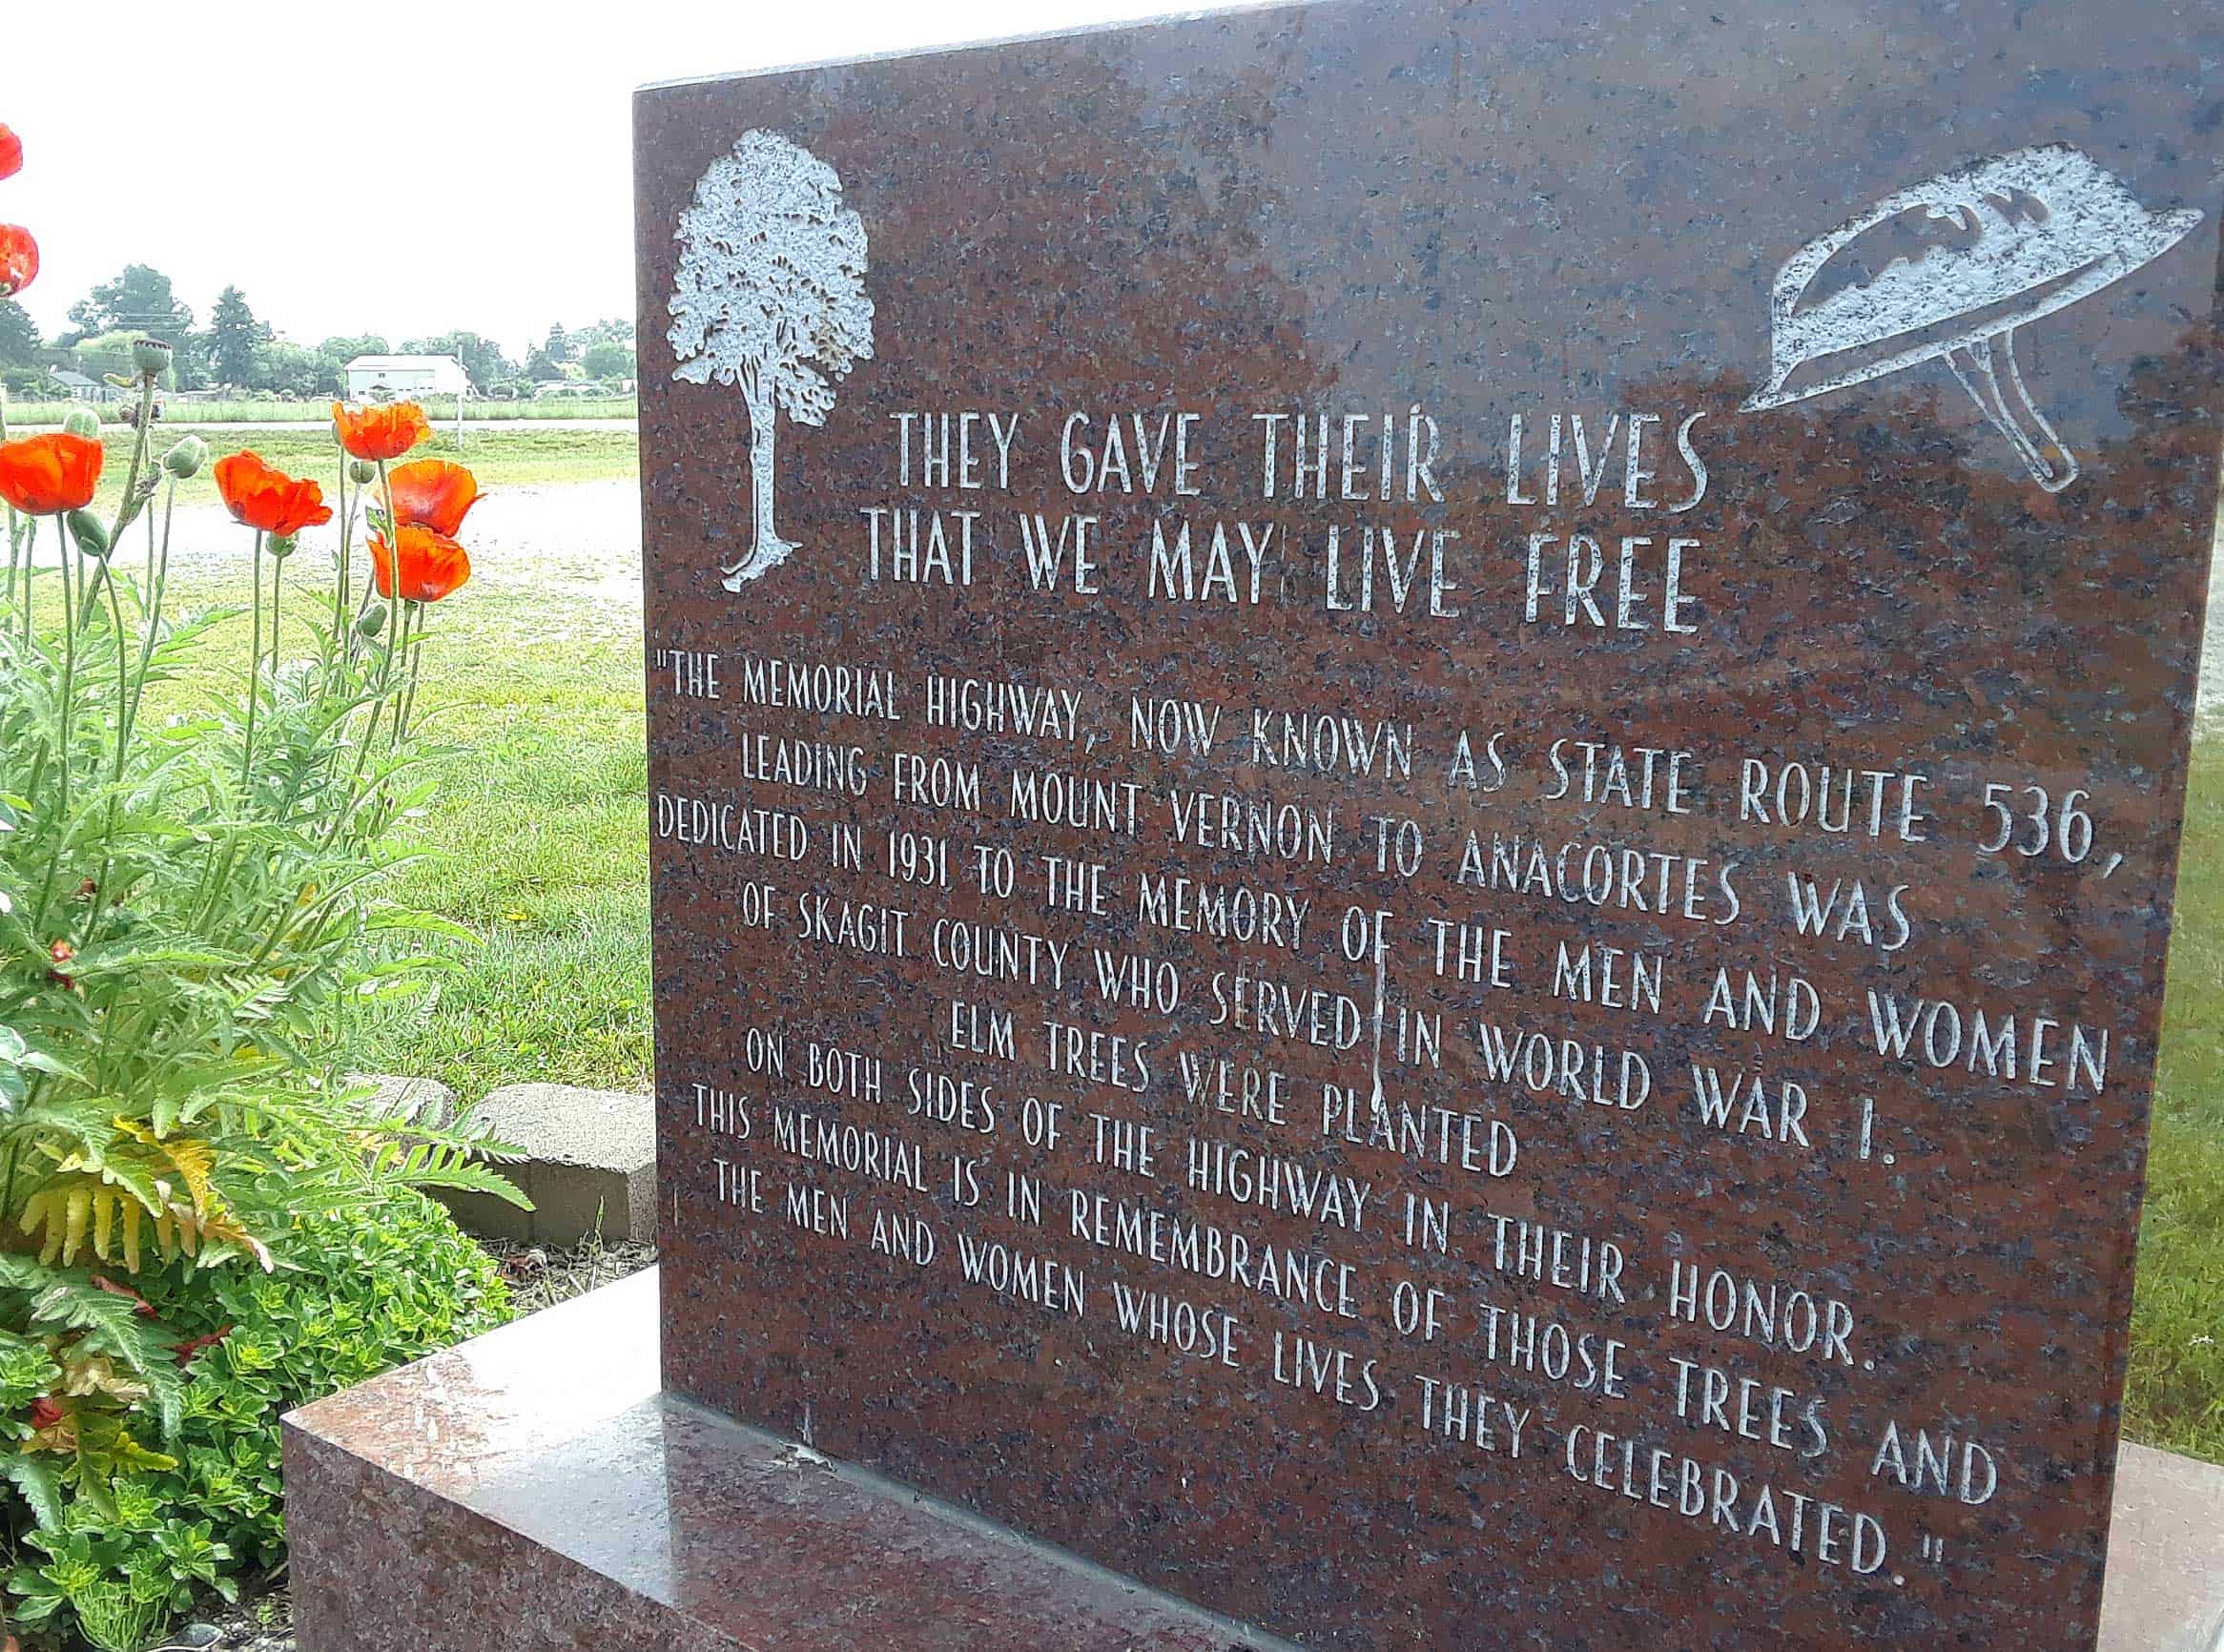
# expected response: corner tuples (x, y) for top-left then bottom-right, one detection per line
(49, 368), (122, 405)
(343, 354), (471, 401)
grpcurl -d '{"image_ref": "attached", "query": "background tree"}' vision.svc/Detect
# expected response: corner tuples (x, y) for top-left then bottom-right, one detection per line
(72, 329), (139, 381)
(0, 299), (40, 367)
(317, 332), (389, 362)
(61, 263), (195, 345)
(668, 131), (874, 587)
(523, 324), (568, 382)
(581, 339), (635, 381)
(0, 300), (43, 394)
(207, 284), (271, 388)
(254, 340), (330, 397)
(575, 317), (634, 350)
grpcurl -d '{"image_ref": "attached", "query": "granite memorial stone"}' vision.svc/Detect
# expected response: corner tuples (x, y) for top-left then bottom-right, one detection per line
(633, 4), (2224, 1648)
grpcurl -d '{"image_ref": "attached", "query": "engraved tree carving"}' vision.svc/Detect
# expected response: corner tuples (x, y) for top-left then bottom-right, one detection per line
(669, 132), (874, 589)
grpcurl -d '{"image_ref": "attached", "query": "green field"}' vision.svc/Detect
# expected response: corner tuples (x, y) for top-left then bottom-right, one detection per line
(38, 424), (641, 518)
(24, 433), (2220, 1461)
(126, 427), (655, 1096)
(2132, 740), (2224, 1461)
(2, 396), (636, 426)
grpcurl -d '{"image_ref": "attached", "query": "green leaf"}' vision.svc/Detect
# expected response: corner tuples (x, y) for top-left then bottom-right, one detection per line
(23, 1276), (184, 1436)
(3, 1451), (65, 1530)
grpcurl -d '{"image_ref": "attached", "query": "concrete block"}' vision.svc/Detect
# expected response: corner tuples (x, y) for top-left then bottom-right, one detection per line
(437, 1084), (655, 1248)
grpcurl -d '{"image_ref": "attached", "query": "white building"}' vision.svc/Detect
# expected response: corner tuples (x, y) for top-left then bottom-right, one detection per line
(343, 354), (471, 401)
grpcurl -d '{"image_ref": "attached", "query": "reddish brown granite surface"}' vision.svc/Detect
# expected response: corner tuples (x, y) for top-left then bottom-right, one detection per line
(633, 4), (2224, 1649)
(280, 1269), (2224, 1651)
(284, 1270), (1251, 1652)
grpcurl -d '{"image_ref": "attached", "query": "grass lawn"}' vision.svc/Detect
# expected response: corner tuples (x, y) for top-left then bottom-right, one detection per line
(341, 585), (652, 1095)
(115, 425), (656, 1101)
(2131, 738), (2224, 1461)
(134, 604), (654, 1097)
(32, 435), (2221, 1460)
(56, 425), (640, 521)
(3, 396), (636, 425)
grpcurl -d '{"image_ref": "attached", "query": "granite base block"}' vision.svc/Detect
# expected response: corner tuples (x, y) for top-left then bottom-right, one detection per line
(283, 1269), (1266, 1652)
(284, 1270), (2224, 1652)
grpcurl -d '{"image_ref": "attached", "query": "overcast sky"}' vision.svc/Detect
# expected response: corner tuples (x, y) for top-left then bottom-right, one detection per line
(2, 0), (1218, 355)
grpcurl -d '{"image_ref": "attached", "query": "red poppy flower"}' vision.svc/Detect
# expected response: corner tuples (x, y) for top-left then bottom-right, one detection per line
(0, 224), (35, 299)
(331, 401), (431, 463)
(0, 432), (101, 515)
(0, 124), (21, 181)
(214, 451), (334, 536)
(369, 525), (471, 604)
(385, 459), (483, 537)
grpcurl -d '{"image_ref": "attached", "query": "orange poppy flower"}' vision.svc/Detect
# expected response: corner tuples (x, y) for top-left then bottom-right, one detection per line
(369, 525), (471, 604)
(331, 401), (431, 463)
(0, 124), (20, 181)
(385, 459), (483, 537)
(0, 432), (102, 515)
(214, 451), (334, 537)
(0, 224), (35, 299)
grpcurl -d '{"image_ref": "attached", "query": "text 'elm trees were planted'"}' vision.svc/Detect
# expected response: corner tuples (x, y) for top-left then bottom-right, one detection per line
(668, 131), (875, 591)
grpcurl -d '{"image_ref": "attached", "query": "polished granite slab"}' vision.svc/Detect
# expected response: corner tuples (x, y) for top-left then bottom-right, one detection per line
(631, 3), (2223, 1645)
(284, 1267), (1273, 1652)
(285, 1268), (2224, 1652)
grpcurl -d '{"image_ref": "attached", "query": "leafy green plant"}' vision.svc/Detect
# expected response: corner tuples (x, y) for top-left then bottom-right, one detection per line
(0, 333), (522, 1652)
(4, 1193), (507, 1639)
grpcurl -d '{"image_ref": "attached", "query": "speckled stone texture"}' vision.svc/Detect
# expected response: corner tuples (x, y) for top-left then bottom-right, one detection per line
(281, 1268), (2224, 1652)
(283, 1269), (1252, 1652)
(631, 4), (2224, 1650)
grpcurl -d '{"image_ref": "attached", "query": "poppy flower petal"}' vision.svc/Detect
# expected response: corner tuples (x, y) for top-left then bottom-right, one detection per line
(386, 460), (483, 537)
(0, 224), (38, 299)
(0, 433), (102, 515)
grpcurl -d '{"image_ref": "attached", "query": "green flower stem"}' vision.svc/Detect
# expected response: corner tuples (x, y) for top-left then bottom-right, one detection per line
(376, 462), (400, 695)
(331, 457), (359, 668)
(31, 515), (80, 936)
(397, 602), (432, 745)
(243, 530), (265, 788)
(118, 478), (175, 762)
(106, 548), (126, 772)
(1, 388), (16, 609)
(75, 374), (158, 630)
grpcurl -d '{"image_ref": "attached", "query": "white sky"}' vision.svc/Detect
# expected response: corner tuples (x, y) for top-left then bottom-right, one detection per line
(1, 0), (1216, 356)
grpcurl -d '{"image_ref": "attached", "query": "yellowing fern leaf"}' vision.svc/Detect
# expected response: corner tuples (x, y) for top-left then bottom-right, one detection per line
(115, 1119), (218, 1217)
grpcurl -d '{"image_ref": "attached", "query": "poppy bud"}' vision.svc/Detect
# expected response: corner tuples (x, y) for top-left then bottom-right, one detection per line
(61, 408), (100, 439)
(162, 436), (208, 480)
(349, 459), (378, 485)
(67, 510), (110, 557)
(132, 338), (174, 381)
(356, 607), (386, 638)
(269, 533), (299, 559)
